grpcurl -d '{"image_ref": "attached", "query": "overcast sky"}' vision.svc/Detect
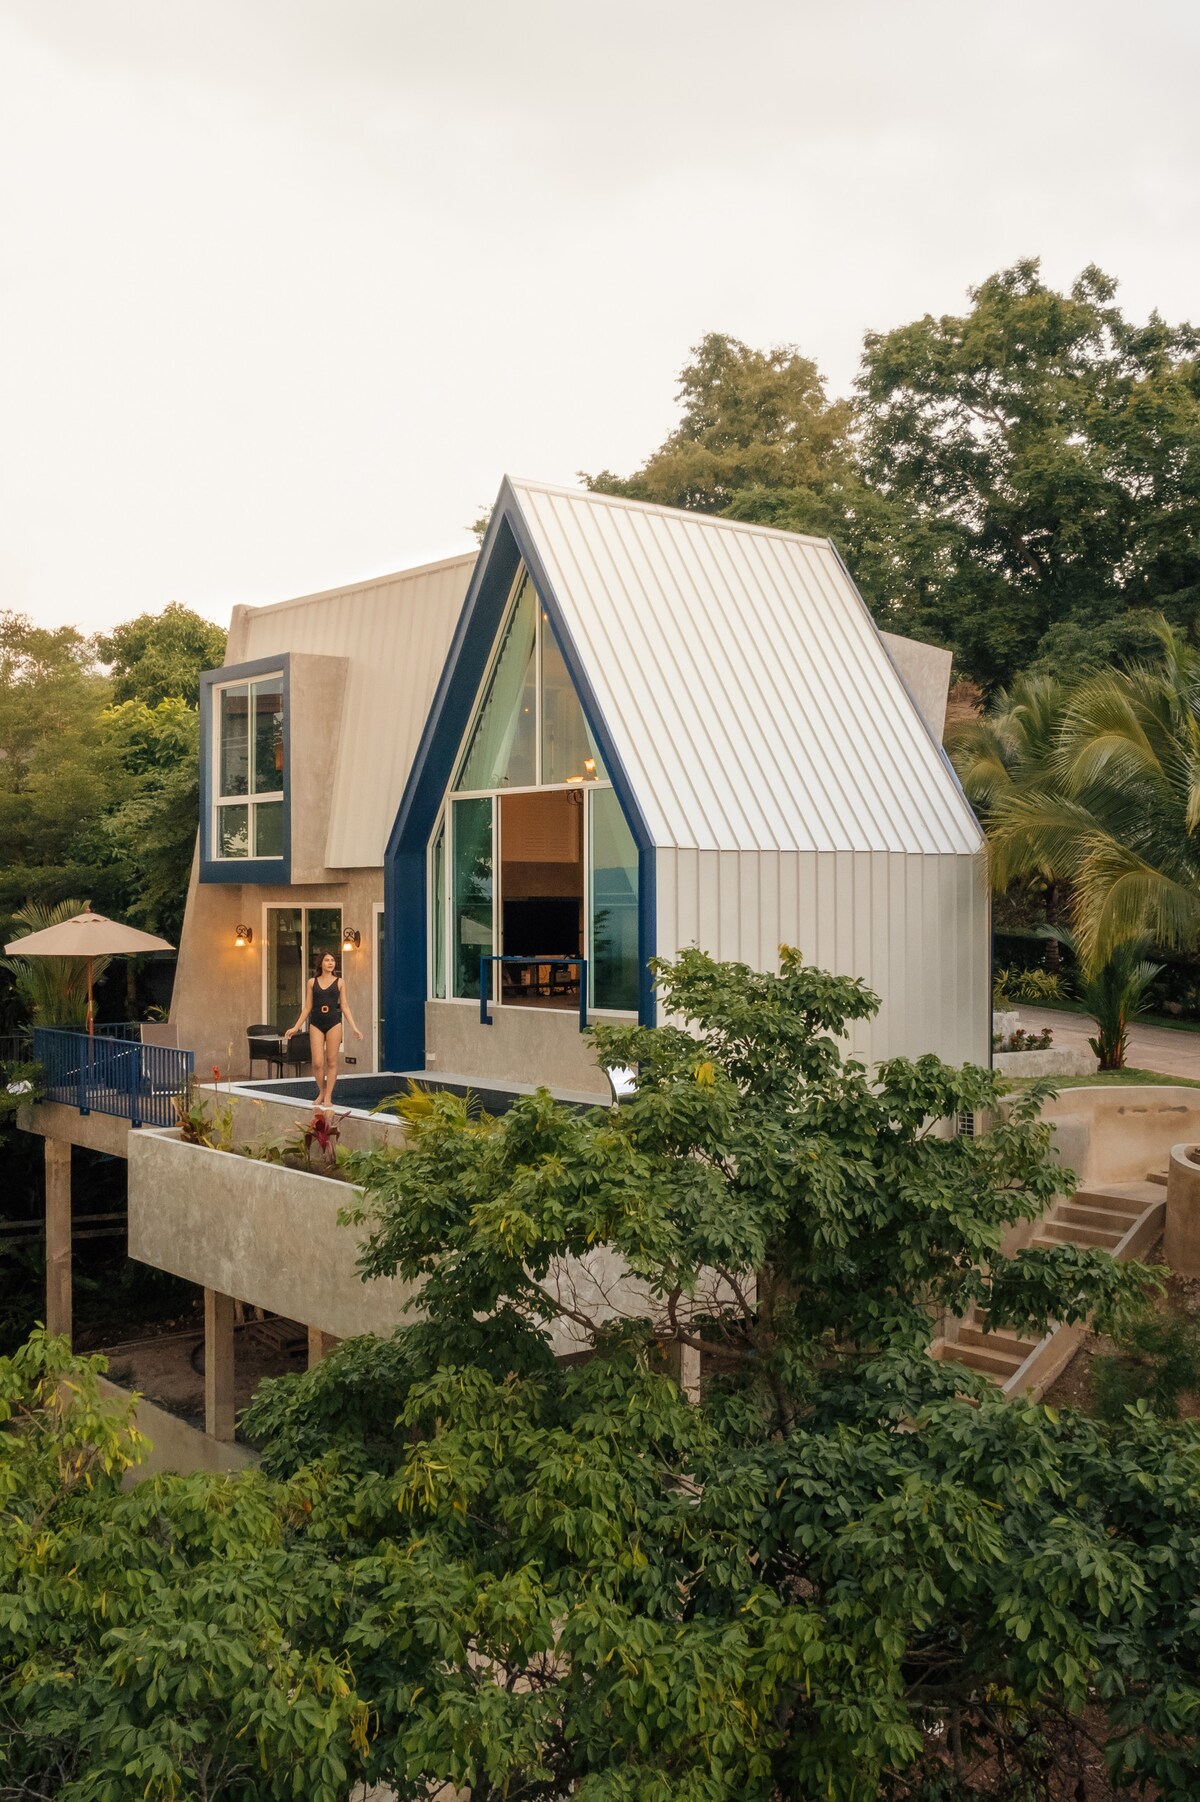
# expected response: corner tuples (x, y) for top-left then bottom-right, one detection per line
(2, 0), (1198, 636)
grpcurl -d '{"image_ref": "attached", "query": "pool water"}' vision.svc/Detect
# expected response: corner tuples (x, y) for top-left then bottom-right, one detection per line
(237, 1072), (598, 1118)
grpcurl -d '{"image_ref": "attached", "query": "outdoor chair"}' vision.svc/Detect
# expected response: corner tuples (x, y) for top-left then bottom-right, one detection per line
(247, 1024), (285, 1079)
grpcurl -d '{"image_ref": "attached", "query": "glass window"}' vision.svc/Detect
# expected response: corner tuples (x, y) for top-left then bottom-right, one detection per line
(252, 678), (285, 794)
(541, 615), (607, 786)
(590, 787), (639, 1011)
(218, 804), (249, 859)
(219, 684), (250, 796)
(452, 796), (493, 998)
(306, 908), (343, 976)
(213, 671), (285, 859)
(254, 801), (284, 859)
(456, 572), (537, 791)
(267, 908), (303, 1027)
(430, 818), (447, 999)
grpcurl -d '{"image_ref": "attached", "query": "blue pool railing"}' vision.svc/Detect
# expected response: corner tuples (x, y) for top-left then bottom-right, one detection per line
(32, 1027), (194, 1129)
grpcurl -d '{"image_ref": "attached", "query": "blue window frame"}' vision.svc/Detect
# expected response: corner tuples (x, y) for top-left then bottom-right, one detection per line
(199, 655), (292, 885)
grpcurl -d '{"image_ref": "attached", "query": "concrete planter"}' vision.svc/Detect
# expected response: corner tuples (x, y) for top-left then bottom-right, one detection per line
(993, 1046), (1097, 1078)
(127, 1128), (414, 1341)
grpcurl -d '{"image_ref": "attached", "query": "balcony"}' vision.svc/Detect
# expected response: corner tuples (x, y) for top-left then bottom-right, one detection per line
(33, 1026), (194, 1129)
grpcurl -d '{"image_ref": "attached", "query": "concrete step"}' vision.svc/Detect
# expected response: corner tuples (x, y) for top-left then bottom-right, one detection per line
(1075, 1180), (1165, 1211)
(1148, 1169), (1168, 1187)
(956, 1324), (1038, 1359)
(1039, 1218), (1125, 1250)
(1056, 1200), (1142, 1230)
(945, 1343), (1026, 1379)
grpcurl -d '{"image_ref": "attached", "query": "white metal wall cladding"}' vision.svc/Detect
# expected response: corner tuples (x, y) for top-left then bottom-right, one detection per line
(509, 479), (982, 858)
(230, 555), (474, 869)
(656, 847), (991, 1067)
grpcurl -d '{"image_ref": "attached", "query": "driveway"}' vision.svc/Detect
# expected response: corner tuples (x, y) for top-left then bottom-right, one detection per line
(1017, 1006), (1200, 1082)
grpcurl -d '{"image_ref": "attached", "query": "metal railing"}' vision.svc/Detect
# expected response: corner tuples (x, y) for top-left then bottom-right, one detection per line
(479, 955), (588, 1032)
(33, 1027), (193, 1129)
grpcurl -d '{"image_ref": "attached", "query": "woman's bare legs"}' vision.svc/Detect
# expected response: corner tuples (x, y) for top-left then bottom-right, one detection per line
(309, 1026), (327, 1107)
(320, 1024), (343, 1107)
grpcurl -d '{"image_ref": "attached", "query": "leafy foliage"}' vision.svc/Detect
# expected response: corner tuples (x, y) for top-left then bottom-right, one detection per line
(95, 600), (225, 708)
(1, 899), (111, 1027)
(1093, 1306), (1200, 1423)
(4, 953), (1200, 1797)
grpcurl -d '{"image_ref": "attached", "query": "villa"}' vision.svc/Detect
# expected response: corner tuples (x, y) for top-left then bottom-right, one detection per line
(19, 476), (994, 1463)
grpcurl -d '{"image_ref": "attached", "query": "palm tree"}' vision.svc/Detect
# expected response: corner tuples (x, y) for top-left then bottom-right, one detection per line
(986, 619), (1200, 971)
(2, 900), (112, 1027)
(946, 672), (1071, 819)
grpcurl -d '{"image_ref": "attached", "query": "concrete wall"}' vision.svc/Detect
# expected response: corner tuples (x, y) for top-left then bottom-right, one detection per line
(880, 632), (954, 743)
(95, 1376), (257, 1480)
(18, 1099), (134, 1157)
(425, 1000), (613, 1098)
(170, 862), (383, 1078)
(286, 653), (349, 884)
(127, 1129), (416, 1341)
(1035, 1087), (1200, 1187)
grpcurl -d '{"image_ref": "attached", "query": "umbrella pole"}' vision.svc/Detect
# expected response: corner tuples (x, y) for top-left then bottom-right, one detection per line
(87, 957), (94, 1037)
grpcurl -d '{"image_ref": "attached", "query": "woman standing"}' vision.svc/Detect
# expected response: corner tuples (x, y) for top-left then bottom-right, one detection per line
(283, 951), (364, 1109)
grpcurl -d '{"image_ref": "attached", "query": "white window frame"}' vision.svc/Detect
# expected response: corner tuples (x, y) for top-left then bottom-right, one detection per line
(211, 671), (286, 862)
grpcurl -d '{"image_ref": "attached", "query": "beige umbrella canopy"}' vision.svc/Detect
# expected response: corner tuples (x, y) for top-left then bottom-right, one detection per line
(4, 906), (174, 1034)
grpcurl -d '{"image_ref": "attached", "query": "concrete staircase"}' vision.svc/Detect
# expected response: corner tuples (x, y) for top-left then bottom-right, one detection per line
(936, 1171), (1167, 1399)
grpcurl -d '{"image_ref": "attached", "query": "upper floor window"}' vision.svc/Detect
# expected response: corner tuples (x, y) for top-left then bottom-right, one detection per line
(453, 567), (608, 793)
(214, 673), (285, 859)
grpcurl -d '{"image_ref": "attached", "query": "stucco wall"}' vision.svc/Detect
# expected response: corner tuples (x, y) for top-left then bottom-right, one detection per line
(170, 861), (383, 1078)
(127, 1129), (415, 1340)
(424, 1000), (614, 1098)
(1032, 1087), (1200, 1187)
(880, 632), (953, 744)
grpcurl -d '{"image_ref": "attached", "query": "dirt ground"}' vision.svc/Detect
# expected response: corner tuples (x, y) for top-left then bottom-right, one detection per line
(1043, 1234), (1200, 1417)
(91, 1310), (309, 1436)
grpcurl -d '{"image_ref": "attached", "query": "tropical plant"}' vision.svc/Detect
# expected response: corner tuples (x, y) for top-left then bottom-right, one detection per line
(1077, 938), (1163, 1070)
(0, 899), (110, 1028)
(988, 620), (1200, 971)
(1093, 1306), (1200, 1422)
(9, 950), (1193, 1801)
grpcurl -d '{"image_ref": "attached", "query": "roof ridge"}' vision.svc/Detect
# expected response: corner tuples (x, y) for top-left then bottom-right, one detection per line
(505, 474), (832, 549)
(241, 550), (478, 619)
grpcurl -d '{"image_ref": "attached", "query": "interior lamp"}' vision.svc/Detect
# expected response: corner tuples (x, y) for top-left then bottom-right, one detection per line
(234, 925), (253, 948)
(342, 927), (362, 951)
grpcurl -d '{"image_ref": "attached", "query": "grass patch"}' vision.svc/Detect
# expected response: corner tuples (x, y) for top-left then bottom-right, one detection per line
(1006, 1067), (1200, 1090)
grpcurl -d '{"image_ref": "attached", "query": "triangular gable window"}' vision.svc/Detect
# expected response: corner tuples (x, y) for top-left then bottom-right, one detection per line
(454, 565), (607, 790)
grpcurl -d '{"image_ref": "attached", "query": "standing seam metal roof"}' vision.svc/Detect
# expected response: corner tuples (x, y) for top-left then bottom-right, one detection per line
(507, 478), (981, 857)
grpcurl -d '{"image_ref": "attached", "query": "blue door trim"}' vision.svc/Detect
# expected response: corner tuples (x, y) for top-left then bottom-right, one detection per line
(383, 479), (657, 1072)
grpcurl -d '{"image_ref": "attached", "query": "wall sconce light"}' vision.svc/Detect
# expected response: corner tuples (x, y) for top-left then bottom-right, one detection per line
(234, 925), (254, 948)
(342, 927), (361, 951)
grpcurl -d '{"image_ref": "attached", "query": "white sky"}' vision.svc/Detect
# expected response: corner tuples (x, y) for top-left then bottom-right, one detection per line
(2, 0), (1198, 635)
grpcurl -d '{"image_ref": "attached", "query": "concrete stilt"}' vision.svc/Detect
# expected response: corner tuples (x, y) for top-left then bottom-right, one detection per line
(668, 1340), (702, 1405)
(204, 1288), (237, 1442)
(307, 1327), (339, 1369)
(44, 1139), (73, 1345)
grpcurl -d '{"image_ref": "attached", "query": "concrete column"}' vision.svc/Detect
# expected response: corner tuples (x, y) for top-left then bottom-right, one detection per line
(204, 1288), (237, 1442)
(307, 1327), (339, 1369)
(667, 1339), (702, 1405)
(44, 1139), (73, 1345)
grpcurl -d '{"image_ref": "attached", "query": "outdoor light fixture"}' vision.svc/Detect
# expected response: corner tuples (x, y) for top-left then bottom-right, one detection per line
(234, 925), (253, 948)
(342, 928), (361, 951)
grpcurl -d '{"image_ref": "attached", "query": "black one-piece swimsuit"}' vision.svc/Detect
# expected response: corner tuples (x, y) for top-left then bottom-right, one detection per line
(311, 979), (342, 1036)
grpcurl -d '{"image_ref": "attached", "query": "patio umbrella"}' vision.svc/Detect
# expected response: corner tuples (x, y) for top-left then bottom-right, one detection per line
(4, 906), (174, 1035)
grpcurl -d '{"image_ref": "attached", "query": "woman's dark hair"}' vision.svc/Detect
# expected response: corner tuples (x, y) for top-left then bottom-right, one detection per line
(314, 951), (340, 977)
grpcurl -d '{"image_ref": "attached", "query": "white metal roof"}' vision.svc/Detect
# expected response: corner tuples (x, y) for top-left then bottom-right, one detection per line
(230, 554), (474, 868)
(507, 478), (982, 856)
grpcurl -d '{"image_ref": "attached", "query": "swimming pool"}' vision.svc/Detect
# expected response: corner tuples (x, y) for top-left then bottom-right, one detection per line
(229, 1071), (606, 1118)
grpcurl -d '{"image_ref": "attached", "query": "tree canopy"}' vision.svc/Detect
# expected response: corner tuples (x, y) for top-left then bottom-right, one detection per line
(588, 263), (1200, 692)
(6, 952), (1197, 1800)
(96, 601), (225, 708)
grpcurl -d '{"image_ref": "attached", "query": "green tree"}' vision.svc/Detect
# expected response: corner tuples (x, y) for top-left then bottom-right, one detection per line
(12, 953), (1200, 1800)
(0, 898), (111, 1028)
(584, 331), (861, 524)
(94, 697), (201, 940)
(857, 260), (1200, 689)
(988, 618), (1200, 970)
(96, 600), (225, 707)
(0, 614), (112, 943)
